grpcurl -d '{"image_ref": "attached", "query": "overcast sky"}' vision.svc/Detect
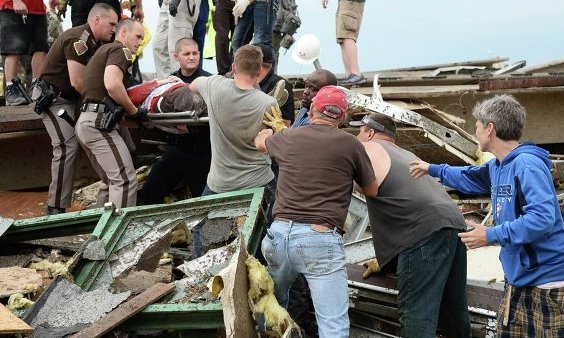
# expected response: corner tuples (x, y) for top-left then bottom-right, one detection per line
(64, 0), (564, 76)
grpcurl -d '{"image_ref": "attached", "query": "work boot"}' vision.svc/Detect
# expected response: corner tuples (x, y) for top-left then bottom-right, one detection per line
(46, 206), (66, 215)
(5, 84), (27, 106)
(338, 73), (367, 87)
(267, 79), (289, 106)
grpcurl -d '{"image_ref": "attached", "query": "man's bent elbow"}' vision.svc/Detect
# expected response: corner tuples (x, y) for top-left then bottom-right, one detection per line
(359, 181), (378, 199)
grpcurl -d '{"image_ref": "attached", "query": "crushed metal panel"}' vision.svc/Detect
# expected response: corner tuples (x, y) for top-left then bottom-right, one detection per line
(343, 194), (370, 243)
(424, 66), (485, 78)
(341, 86), (479, 161)
(492, 60), (526, 75)
(344, 237), (374, 264)
(1, 208), (105, 243)
(71, 188), (266, 330)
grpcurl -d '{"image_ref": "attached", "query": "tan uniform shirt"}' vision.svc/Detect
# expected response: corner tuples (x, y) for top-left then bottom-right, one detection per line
(82, 41), (133, 103)
(41, 24), (99, 100)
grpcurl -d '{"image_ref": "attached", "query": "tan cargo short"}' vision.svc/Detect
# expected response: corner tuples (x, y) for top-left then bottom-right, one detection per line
(336, 0), (365, 42)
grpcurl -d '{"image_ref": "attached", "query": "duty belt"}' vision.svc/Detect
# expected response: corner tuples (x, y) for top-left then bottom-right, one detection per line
(81, 103), (107, 113)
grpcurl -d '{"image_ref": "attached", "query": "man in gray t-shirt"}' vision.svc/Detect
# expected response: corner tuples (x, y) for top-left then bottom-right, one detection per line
(190, 45), (276, 193)
(189, 45), (277, 258)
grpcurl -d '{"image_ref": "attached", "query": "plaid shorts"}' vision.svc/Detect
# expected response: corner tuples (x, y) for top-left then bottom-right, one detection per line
(496, 284), (564, 337)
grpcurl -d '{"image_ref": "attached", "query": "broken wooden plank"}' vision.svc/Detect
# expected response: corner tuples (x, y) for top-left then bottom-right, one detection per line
(479, 75), (564, 91)
(0, 267), (43, 297)
(374, 57), (509, 72)
(0, 254), (32, 268)
(518, 59), (564, 74)
(71, 283), (175, 338)
(0, 303), (34, 334)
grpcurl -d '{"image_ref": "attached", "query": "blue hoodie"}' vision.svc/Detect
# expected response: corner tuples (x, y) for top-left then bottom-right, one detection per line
(428, 143), (564, 287)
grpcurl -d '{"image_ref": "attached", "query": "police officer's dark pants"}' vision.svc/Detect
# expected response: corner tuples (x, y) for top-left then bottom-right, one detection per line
(41, 98), (80, 209)
(213, 0), (235, 75)
(137, 145), (211, 205)
(75, 112), (137, 208)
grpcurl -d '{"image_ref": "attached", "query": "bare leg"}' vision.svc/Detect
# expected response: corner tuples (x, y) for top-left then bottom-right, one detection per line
(340, 38), (361, 75)
(31, 51), (46, 79)
(4, 55), (21, 82)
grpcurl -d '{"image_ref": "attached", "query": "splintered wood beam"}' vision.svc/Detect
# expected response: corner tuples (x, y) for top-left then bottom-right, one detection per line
(479, 75), (564, 91)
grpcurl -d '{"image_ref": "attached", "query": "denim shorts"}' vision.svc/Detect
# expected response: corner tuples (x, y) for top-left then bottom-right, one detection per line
(0, 10), (48, 55)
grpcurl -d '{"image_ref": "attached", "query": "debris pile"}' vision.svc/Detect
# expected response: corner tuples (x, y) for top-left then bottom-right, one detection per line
(0, 188), (268, 336)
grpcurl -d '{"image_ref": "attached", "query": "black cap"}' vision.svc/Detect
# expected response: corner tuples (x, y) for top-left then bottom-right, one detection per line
(254, 43), (274, 64)
(350, 115), (396, 138)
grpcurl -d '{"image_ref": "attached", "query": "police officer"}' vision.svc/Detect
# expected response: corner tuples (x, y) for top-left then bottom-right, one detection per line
(75, 18), (146, 208)
(37, 3), (118, 215)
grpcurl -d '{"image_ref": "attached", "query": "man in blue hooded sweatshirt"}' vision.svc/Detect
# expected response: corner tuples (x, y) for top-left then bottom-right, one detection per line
(410, 94), (564, 336)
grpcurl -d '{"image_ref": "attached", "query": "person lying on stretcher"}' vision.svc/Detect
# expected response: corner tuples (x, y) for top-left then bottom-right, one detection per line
(127, 77), (207, 133)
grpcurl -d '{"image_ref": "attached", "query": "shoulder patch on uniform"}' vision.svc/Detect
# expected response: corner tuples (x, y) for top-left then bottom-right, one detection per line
(73, 40), (88, 56)
(122, 48), (133, 61)
(79, 29), (90, 42)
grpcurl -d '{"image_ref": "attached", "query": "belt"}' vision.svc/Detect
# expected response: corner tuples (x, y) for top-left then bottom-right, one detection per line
(81, 103), (107, 113)
(275, 218), (343, 235)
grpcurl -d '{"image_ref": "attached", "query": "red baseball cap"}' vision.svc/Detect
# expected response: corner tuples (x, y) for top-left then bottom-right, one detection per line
(312, 85), (348, 119)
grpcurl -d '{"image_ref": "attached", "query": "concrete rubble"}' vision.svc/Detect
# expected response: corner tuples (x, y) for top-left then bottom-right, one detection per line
(24, 277), (130, 337)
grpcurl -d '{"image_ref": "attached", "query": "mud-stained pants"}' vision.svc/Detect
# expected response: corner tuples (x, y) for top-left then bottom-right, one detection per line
(153, 0), (201, 79)
(41, 97), (80, 209)
(153, 0), (172, 79)
(75, 111), (137, 208)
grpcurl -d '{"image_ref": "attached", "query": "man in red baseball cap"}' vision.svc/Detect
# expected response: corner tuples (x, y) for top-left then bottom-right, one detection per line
(254, 85), (377, 338)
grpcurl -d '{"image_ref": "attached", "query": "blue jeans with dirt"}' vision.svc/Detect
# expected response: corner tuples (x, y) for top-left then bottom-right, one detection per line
(396, 228), (471, 338)
(262, 220), (349, 338)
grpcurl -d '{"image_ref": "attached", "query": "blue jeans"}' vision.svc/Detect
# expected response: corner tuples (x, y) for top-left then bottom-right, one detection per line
(192, 178), (277, 258)
(396, 228), (471, 338)
(231, 0), (277, 54)
(193, 0), (209, 71)
(262, 220), (349, 338)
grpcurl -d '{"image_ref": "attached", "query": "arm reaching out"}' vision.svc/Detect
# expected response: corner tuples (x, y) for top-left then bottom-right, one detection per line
(409, 160), (430, 179)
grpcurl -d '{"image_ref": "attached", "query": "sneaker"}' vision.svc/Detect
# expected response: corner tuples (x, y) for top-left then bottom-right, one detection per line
(267, 79), (289, 106)
(5, 84), (27, 106)
(30, 79), (42, 101)
(338, 73), (367, 87)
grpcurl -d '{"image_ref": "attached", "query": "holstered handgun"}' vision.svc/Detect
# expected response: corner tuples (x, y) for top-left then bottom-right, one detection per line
(98, 97), (125, 132)
(33, 79), (59, 115)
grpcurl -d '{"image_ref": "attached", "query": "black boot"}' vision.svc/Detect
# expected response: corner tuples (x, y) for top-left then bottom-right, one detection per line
(46, 206), (66, 215)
